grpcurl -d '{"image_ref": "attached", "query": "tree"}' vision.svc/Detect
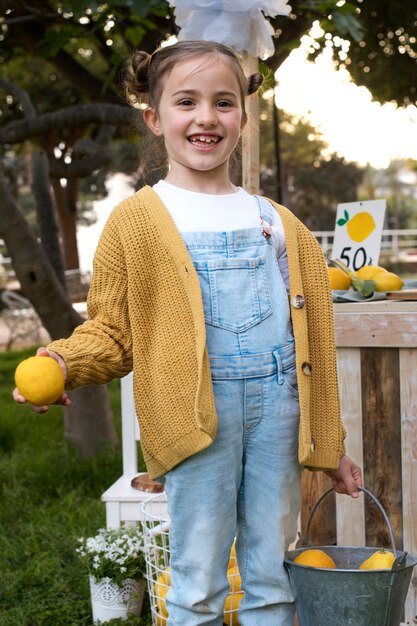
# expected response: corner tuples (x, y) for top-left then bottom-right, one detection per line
(259, 100), (363, 229)
(267, 0), (417, 108)
(360, 160), (417, 230)
(0, 0), (415, 456)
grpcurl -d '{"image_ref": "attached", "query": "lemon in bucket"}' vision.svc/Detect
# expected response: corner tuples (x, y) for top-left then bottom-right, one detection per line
(359, 548), (396, 570)
(293, 548), (336, 569)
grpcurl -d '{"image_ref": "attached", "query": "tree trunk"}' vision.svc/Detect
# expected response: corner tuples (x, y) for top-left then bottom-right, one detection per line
(31, 150), (67, 287)
(0, 162), (118, 453)
(52, 178), (80, 270)
(64, 386), (118, 456)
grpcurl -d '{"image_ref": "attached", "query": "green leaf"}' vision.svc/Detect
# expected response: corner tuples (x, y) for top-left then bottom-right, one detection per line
(351, 275), (376, 298)
(332, 12), (365, 43)
(38, 30), (72, 59)
(126, 0), (151, 18)
(124, 25), (146, 46)
(60, 0), (94, 17)
(329, 258), (351, 275)
(344, 209), (349, 221)
(337, 218), (347, 226)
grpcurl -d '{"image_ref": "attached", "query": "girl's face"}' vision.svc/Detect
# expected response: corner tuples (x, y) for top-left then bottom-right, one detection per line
(144, 54), (247, 191)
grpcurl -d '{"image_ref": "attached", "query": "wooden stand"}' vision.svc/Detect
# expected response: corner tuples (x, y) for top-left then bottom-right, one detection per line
(301, 301), (417, 622)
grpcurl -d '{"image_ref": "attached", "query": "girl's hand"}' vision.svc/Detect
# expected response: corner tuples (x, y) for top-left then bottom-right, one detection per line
(12, 347), (72, 413)
(324, 455), (363, 498)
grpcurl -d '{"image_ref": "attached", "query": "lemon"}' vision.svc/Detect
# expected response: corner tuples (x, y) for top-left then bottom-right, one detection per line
(224, 591), (243, 625)
(14, 356), (64, 405)
(346, 212), (376, 243)
(353, 265), (388, 281)
(328, 267), (352, 290)
(155, 613), (168, 626)
(228, 541), (237, 570)
(293, 548), (336, 569)
(374, 271), (404, 292)
(156, 567), (171, 587)
(359, 548), (395, 570)
(154, 568), (171, 617)
(154, 581), (169, 617)
(227, 564), (242, 592)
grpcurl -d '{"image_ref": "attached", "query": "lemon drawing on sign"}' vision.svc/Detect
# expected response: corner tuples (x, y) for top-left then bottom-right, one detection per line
(337, 209), (376, 243)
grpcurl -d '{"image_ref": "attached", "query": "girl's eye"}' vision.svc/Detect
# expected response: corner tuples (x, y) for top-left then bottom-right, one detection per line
(217, 100), (232, 108)
(178, 99), (194, 107)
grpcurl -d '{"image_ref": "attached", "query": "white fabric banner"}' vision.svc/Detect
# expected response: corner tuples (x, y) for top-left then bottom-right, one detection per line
(171, 0), (292, 59)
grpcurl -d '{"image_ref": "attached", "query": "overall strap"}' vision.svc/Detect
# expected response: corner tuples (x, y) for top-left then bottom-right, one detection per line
(255, 195), (274, 225)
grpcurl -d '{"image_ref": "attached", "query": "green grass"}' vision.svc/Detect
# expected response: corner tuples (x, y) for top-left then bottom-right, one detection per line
(0, 347), (152, 626)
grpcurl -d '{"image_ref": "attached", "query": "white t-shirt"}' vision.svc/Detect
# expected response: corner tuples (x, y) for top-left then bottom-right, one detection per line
(153, 180), (290, 291)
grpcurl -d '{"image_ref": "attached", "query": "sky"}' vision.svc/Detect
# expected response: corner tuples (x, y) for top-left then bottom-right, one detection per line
(274, 38), (417, 169)
(77, 40), (417, 271)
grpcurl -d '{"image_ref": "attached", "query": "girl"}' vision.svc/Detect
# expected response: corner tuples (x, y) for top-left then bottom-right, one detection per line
(14, 41), (362, 625)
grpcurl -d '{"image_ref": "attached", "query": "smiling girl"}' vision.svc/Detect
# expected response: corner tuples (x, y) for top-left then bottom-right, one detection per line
(14, 41), (362, 625)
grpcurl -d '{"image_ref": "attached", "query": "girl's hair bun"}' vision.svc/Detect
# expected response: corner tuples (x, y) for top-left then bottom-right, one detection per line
(247, 72), (264, 95)
(131, 50), (152, 93)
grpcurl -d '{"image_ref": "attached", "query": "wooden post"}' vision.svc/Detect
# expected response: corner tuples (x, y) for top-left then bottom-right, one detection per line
(241, 53), (260, 195)
(300, 470), (336, 546)
(336, 347), (365, 547)
(361, 347), (403, 550)
(400, 348), (417, 619)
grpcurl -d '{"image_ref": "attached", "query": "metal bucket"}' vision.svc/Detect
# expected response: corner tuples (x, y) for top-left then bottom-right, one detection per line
(284, 487), (417, 626)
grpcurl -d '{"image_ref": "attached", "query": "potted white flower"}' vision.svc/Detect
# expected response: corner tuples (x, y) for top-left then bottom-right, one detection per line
(76, 526), (146, 624)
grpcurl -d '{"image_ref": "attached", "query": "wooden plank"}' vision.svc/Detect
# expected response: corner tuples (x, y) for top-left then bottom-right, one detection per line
(386, 289), (417, 301)
(361, 348), (403, 550)
(300, 470), (336, 546)
(334, 302), (417, 314)
(241, 53), (260, 195)
(399, 348), (417, 622)
(334, 312), (417, 347)
(335, 348), (365, 546)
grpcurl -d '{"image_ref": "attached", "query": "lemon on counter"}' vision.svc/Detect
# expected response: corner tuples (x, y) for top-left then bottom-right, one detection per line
(14, 355), (64, 405)
(352, 265), (404, 294)
(353, 265), (388, 281)
(328, 267), (352, 290)
(373, 272), (404, 292)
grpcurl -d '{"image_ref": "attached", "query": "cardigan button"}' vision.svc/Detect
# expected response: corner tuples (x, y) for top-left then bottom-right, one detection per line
(310, 438), (316, 452)
(291, 294), (305, 309)
(301, 362), (312, 376)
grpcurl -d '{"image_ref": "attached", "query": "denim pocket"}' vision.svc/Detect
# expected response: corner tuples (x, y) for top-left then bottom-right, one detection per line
(282, 358), (299, 398)
(194, 256), (272, 332)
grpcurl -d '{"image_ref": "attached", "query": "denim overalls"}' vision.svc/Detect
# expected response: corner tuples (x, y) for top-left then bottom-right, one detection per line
(164, 197), (301, 626)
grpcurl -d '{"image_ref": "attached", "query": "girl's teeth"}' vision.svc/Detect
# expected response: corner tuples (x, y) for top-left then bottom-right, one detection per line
(190, 137), (219, 143)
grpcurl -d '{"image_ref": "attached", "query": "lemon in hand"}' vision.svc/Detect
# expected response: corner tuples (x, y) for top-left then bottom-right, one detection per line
(15, 355), (64, 405)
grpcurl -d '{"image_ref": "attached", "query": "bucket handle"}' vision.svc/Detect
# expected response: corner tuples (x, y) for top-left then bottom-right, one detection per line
(303, 486), (403, 563)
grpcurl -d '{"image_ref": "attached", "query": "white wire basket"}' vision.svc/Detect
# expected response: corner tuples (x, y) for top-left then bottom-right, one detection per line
(140, 494), (243, 626)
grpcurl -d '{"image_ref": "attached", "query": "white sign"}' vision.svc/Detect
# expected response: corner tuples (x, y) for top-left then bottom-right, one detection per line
(332, 199), (386, 271)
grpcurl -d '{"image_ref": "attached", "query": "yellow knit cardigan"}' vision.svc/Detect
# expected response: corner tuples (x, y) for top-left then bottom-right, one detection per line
(48, 186), (346, 479)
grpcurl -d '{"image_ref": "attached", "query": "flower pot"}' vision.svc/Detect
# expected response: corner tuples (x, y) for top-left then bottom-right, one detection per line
(89, 575), (146, 624)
